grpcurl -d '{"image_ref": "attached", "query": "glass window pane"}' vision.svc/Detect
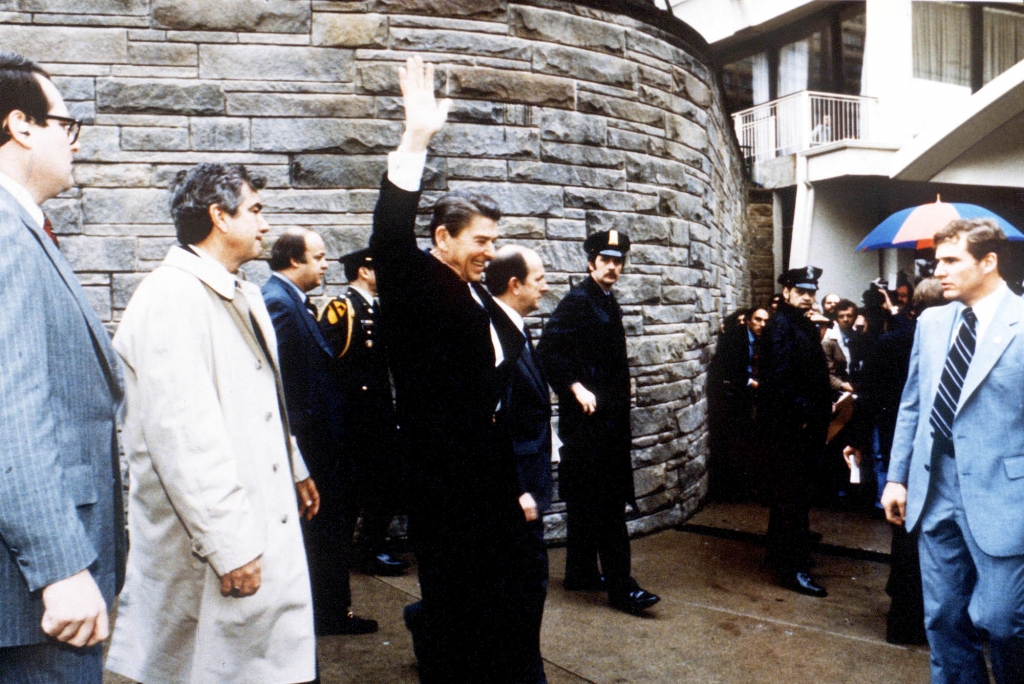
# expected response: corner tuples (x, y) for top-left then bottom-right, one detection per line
(912, 1), (970, 87)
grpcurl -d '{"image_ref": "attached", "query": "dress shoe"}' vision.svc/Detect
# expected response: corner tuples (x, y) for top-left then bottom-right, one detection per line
(609, 588), (660, 615)
(777, 571), (827, 598)
(365, 552), (408, 576)
(808, 531), (823, 543)
(318, 611), (379, 636)
(563, 574), (606, 591)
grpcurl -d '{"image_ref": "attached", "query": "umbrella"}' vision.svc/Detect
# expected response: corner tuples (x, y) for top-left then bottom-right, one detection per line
(855, 197), (1024, 251)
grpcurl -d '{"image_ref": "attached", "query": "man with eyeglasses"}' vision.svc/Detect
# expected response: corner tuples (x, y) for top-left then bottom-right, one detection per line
(0, 52), (124, 684)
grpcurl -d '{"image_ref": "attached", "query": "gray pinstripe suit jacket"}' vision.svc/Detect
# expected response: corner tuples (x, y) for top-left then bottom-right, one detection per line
(0, 185), (126, 647)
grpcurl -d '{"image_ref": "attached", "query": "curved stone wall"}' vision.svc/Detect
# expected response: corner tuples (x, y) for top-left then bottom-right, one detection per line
(2, 0), (750, 541)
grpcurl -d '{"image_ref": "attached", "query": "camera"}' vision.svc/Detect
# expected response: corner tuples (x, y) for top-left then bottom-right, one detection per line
(871, 277), (888, 291)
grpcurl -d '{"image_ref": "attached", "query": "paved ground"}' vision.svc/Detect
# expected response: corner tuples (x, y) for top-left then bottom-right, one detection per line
(106, 502), (931, 683)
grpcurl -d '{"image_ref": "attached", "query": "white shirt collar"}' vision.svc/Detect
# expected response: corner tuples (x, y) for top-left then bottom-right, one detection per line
(0, 171), (44, 228)
(348, 283), (375, 305)
(963, 280), (1009, 343)
(271, 271), (308, 301)
(493, 296), (525, 333)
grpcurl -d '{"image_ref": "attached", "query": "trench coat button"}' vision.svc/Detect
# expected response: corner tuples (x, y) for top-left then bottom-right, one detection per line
(366, 340), (374, 348)
(924, 464), (930, 472)
(361, 385), (368, 391)
(281, 514), (289, 524)
(255, 360), (262, 370)
(265, 411), (273, 421)
(272, 463), (279, 472)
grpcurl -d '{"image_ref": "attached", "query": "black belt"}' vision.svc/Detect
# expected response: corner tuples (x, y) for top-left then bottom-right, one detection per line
(932, 432), (955, 458)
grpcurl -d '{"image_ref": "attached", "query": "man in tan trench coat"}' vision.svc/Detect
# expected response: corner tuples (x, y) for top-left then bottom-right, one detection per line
(105, 163), (319, 684)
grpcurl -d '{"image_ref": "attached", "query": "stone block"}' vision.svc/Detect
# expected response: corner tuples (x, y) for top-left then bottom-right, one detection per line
(128, 42), (197, 66)
(18, 0), (147, 13)
(445, 99), (506, 125)
(391, 27), (530, 61)
(52, 76), (94, 101)
(447, 181), (563, 218)
(80, 285), (112, 322)
(120, 126), (190, 151)
(630, 335), (689, 367)
(448, 158), (507, 181)
(75, 126), (121, 162)
(626, 29), (694, 69)
(676, 400), (706, 434)
(252, 118), (400, 153)
(578, 91), (663, 127)
(538, 109), (606, 145)
(626, 154), (691, 192)
(97, 78), (225, 115)
(312, 13), (387, 47)
(138, 236), (177, 261)
(112, 272), (147, 309)
(545, 219), (585, 240)
(358, 62), (445, 95)
(659, 188), (704, 221)
(630, 405), (675, 437)
(82, 188), (171, 224)
(152, 0), (310, 32)
(615, 274), (661, 305)
(368, 0), (506, 20)
(534, 45), (635, 89)
(681, 70), (713, 107)
(448, 67), (573, 109)
(62, 236), (136, 272)
(200, 45), (353, 82)
(430, 124), (538, 159)
(633, 463), (668, 498)
(540, 142), (623, 169)
(500, 217), (545, 239)
(565, 187), (657, 213)
(607, 127), (648, 153)
(508, 162), (623, 190)
(261, 190), (350, 214)
(509, 5), (624, 55)
(292, 155), (445, 190)
(190, 117), (250, 151)
(227, 93), (374, 118)
(586, 212), (673, 245)
(41, 198), (81, 234)
(667, 114), (708, 151)
(74, 163), (153, 188)
(0, 26), (128, 63)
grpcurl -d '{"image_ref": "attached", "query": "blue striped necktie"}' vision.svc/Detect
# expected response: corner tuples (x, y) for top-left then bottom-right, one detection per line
(929, 307), (977, 441)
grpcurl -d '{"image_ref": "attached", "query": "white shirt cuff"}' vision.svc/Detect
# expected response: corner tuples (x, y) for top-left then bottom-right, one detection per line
(387, 150), (427, 192)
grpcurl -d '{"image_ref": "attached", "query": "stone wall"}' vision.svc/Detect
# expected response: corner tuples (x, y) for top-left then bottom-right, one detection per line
(4, 0), (751, 541)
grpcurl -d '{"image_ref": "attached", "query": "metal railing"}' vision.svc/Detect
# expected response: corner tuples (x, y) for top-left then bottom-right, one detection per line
(732, 91), (879, 164)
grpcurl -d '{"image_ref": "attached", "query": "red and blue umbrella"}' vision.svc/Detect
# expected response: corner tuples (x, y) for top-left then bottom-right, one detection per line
(855, 198), (1024, 251)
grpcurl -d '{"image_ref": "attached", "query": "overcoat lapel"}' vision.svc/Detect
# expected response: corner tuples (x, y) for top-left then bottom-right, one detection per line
(958, 290), (1019, 412)
(282, 279), (333, 358)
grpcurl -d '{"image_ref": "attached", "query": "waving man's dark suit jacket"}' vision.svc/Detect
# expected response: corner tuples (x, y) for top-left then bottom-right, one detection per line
(0, 186), (126, 649)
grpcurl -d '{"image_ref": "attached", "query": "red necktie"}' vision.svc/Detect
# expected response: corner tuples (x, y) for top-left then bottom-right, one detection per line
(43, 216), (59, 248)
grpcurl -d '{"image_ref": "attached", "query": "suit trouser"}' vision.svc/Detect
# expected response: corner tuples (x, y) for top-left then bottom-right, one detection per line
(764, 436), (814, 573)
(0, 642), (102, 684)
(564, 496), (632, 597)
(301, 479), (354, 631)
(919, 447), (1024, 684)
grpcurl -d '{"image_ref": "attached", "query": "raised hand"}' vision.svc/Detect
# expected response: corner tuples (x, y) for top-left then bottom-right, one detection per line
(397, 55), (451, 154)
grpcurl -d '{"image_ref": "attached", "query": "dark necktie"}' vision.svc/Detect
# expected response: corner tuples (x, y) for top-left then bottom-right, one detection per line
(929, 307), (977, 441)
(304, 295), (318, 318)
(43, 216), (59, 248)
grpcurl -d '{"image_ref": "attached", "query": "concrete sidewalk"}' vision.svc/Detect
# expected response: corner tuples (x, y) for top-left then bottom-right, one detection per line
(107, 502), (931, 683)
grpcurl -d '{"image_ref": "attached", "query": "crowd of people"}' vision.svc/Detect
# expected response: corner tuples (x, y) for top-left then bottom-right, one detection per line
(3, 47), (1023, 684)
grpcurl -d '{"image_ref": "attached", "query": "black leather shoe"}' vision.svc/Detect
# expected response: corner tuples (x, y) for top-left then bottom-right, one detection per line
(808, 531), (823, 543)
(320, 611), (379, 635)
(609, 588), (660, 615)
(778, 571), (827, 598)
(365, 552), (408, 576)
(563, 574), (606, 591)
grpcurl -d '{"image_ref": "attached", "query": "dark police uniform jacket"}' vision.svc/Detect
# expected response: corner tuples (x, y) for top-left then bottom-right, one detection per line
(755, 302), (831, 452)
(320, 285), (400, 505)
(537, 275), (634, 506)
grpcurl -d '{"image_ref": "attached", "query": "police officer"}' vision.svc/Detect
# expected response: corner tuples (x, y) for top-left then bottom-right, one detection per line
(537, 230), (659, 615)
(756, 266), (832, 597)
(320, 248), (407, 576)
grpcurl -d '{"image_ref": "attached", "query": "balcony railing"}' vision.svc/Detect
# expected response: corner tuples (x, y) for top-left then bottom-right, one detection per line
(732, 91), (879, 164)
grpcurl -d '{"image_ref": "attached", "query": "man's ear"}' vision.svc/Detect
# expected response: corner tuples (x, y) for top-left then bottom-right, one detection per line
(507, 276), (521, 295)
(2, 110), (34, 149)
(208, 203), (227, 232)
(434, 225), (451, 249)
(982, 251), (998, 274)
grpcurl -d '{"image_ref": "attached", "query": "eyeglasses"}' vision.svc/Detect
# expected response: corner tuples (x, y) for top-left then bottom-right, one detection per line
(44, 114), (82, 144)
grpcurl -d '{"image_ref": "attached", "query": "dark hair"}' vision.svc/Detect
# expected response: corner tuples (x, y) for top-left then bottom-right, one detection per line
(169, 163), (266, 245)
(934, 218), (1008, 271)
(429, 189), (501, 245)
(835, 298), (858, 315)
(484, 248), (528, 297)
(269, 230), (309, 271)
(342, 258), (363, 282)
(746, 306), (769, 320)
(0, 52), (51, 147)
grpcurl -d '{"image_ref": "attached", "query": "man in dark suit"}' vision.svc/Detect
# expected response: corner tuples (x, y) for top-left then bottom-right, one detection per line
(371, 56), (539, 683)
(756, 266), (832, 597)
(262, 228), (378, 636)
(319, 248), (407, 577)
(537, 230), (660, 616)
(708, 306), (768, 501)
(0, 52), (126, 683)
(486, 245), (554, 684)
(883, 220), (1024, 683)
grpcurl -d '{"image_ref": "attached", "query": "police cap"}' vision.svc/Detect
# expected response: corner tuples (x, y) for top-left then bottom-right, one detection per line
(584, 230), (631, 259)
(340, 247), (373, 281)
(778, 265), (823, 291)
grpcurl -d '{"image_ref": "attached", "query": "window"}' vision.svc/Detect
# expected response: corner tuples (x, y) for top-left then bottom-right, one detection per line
(983, 7), (1024, 84)
(912, 1), (970, 87)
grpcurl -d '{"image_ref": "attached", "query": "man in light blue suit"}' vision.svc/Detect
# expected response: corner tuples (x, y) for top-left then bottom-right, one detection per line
(883, 218), (1024, 684)
(0, 53), (125, 683)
